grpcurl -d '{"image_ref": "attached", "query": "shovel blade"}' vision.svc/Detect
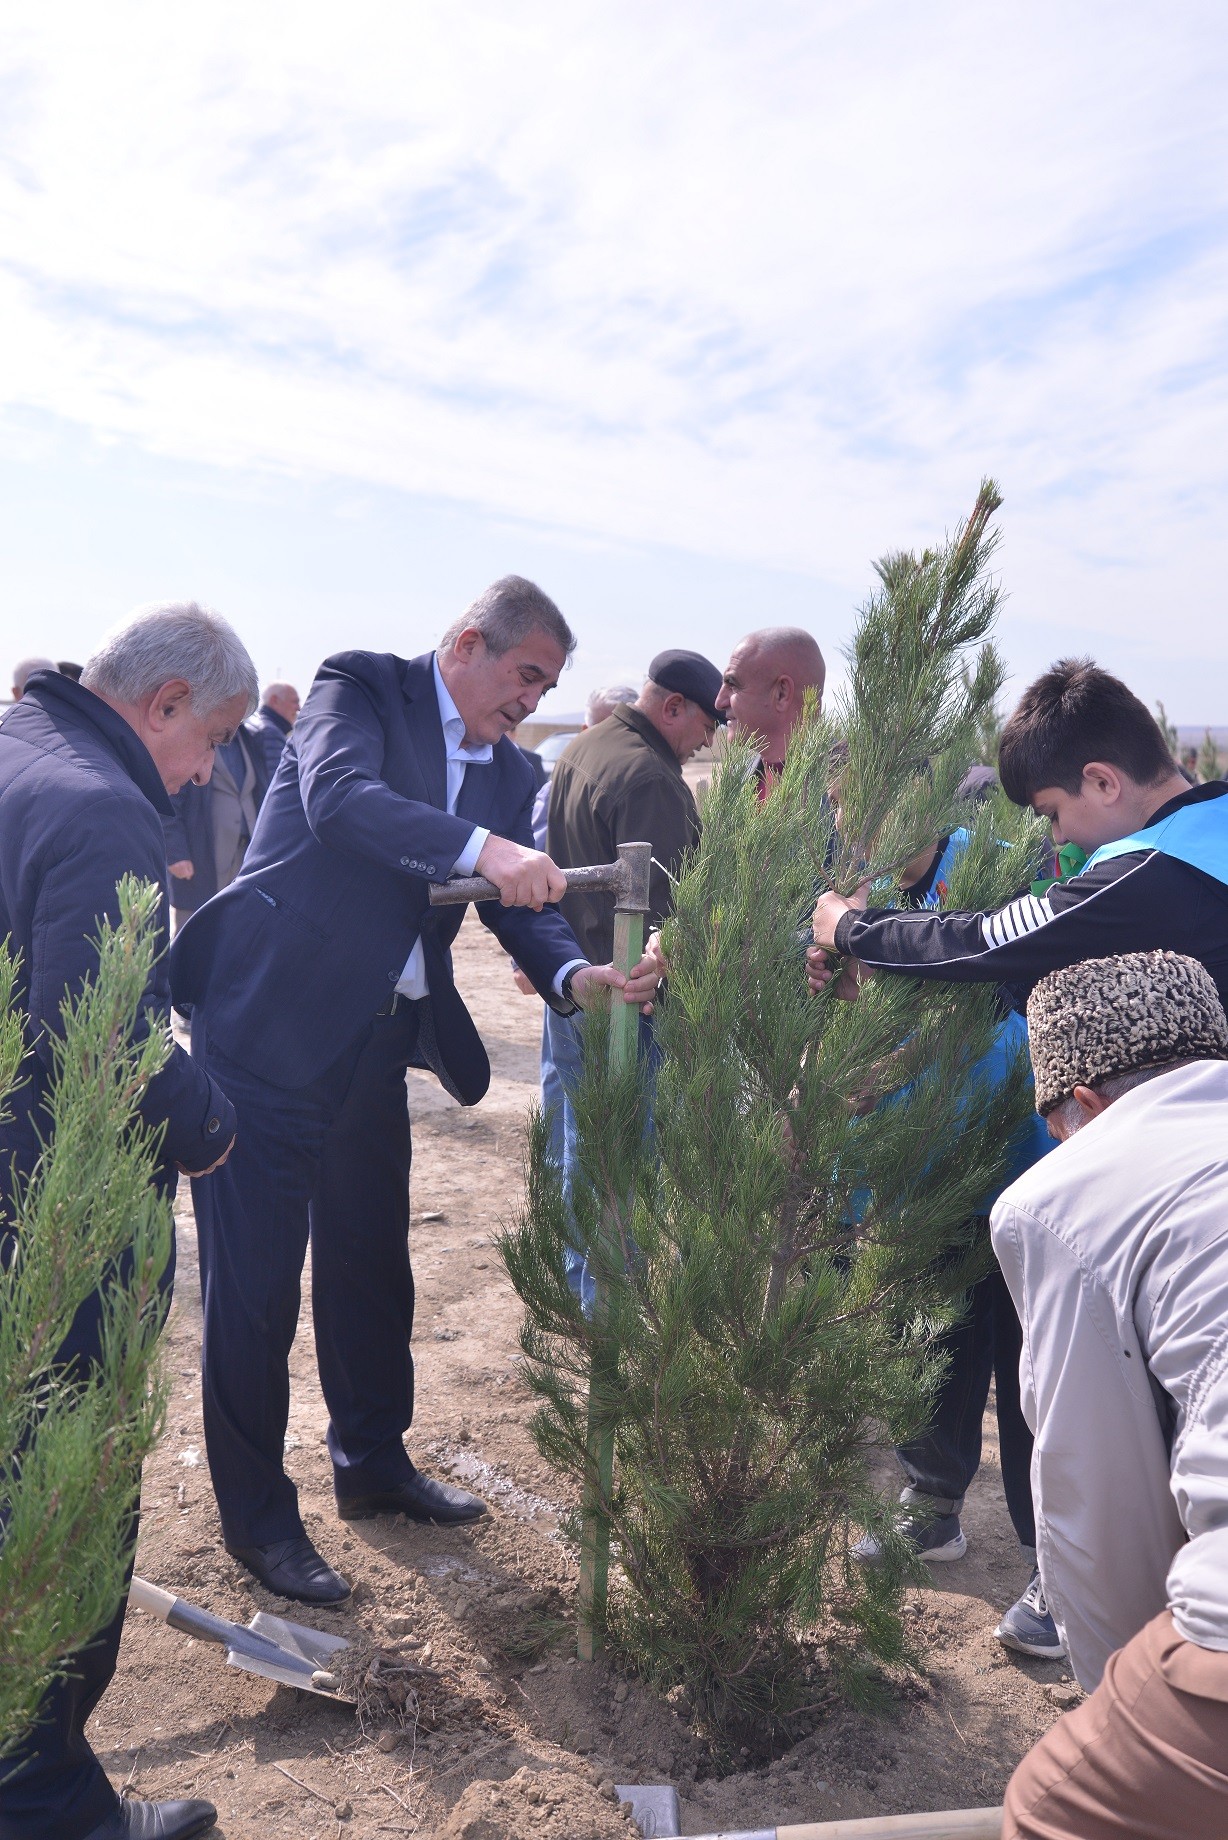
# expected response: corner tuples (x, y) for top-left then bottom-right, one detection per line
(223, 1610), (354, 1702)
(248, 1609), (351, 1670)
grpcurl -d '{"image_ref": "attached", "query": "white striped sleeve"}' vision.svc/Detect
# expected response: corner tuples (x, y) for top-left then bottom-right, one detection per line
(981, 891), (1054, 950)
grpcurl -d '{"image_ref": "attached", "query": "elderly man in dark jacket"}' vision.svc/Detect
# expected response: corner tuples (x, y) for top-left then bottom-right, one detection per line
(0, 601), (253, 1840)
(545, 648), (721, 1308)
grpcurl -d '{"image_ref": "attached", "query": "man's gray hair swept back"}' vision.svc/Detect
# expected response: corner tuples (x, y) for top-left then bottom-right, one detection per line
(587, 683), (638, 723)
(81, 601), (259, 718)
(439, 576), (575, 660)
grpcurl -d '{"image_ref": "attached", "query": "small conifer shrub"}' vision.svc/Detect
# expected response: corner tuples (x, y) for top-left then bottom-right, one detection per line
(502, 484), (1046, 1740)
(0, 879), (174, 1754)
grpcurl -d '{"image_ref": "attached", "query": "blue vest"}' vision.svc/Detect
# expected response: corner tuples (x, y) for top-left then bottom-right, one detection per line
(847, 831), (1053, 1221)
(1081, 795), (1228, 887)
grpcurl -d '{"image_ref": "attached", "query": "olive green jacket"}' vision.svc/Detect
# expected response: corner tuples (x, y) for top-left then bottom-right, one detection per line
(545, 704), (698, 964)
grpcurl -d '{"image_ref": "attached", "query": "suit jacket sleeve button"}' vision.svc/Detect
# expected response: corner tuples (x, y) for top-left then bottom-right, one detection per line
(207, 1116), (220, 1134)
(400, 856), (410, 866)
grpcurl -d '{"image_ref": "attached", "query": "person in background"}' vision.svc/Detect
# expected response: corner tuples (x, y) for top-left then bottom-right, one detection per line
(845, 815), (1058, 1658)
(10, 656), (57, 701)
(171, 577), (661, 1607)
(252, 680), (300, 778)
(545, 649), (722, 1308)
(163, 712), (271, 919)
(714, 627), (826, 795)
(525, 683), (640, 849)
(996, 950), (1228, 1839)
(509, 725), (548, 791)
(0, 604), (249, 1840)
(513, 682), (641, 1171)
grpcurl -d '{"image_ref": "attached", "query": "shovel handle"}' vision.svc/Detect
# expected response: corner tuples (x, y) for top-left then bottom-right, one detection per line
(777, 1814), (1002, 1839)
(129, 1576), (177, 1621)
(129, 1573), (262, 1651)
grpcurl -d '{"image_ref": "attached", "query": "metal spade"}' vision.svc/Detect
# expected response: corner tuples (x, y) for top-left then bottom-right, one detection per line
(128, 1575), (354, 1701)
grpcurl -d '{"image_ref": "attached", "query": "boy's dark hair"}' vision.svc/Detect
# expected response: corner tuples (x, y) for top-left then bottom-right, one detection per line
(998, 658), (1176, 805)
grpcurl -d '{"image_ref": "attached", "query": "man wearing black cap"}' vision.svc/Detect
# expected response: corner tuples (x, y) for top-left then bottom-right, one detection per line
(545, 649), (722, 1306)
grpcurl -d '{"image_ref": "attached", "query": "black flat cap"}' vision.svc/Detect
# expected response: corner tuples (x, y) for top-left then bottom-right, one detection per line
(647, 649), (726, 724)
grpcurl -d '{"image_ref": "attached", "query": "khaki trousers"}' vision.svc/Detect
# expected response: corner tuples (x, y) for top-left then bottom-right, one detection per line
(1005, 1611), (1228, 1839)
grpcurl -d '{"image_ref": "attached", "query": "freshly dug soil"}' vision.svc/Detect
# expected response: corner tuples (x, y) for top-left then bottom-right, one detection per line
(440, 1765), (639, 1839)
(90, 913), (1072, 1837)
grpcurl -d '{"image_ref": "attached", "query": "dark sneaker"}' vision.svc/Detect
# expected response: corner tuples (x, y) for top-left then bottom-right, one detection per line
(995, 1567), (1066, 1659)
(854, 1503), (967, 1564)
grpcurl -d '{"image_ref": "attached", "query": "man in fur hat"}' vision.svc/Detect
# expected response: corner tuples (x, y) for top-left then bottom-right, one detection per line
(995, 949), (1228, 1837)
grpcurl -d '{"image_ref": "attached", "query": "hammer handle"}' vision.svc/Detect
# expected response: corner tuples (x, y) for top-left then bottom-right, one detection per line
(429, 860), (626, 906)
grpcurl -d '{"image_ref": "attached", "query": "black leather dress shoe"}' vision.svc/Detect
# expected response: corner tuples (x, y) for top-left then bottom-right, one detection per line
(337, 1468), (487, 1525)
(226, 1534), (351, 1603)
(86, 1796), (217, 1838)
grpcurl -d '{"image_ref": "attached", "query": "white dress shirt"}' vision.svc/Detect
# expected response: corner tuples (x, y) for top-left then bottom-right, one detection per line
(395, 657), (586, 1002)
(991, 1059), (1228, 1689)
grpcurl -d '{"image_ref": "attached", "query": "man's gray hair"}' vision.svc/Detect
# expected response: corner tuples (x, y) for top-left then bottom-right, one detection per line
(439, 576), (575, 660)
(81, 601), (259, 718)
(587, 683), (638, 724)
(1047, 1060), (1197, 1138)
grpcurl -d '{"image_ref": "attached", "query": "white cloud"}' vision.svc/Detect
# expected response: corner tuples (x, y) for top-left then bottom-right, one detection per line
(2, 0), (1226, 684)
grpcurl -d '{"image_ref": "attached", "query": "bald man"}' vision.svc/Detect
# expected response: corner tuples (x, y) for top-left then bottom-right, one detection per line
(252, 681), (301, 778)
(11, 656), (57, 701)
(714, 628), (825, 794)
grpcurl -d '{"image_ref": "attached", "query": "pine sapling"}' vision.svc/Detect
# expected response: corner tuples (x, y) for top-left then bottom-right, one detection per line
(502, 482), (1047, 1742)
(0, 878), (174, 1755)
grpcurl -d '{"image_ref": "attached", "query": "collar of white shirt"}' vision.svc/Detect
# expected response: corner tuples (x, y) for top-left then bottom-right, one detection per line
(433, 653), (493, 777)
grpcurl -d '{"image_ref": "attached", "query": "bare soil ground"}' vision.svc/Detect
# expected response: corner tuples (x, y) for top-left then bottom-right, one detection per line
(92, 915), (1074, 1837)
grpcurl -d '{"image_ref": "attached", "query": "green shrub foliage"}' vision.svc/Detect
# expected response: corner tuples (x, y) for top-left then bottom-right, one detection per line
(501, 483), (1047, 1737)
(0, 878), (173, 1755)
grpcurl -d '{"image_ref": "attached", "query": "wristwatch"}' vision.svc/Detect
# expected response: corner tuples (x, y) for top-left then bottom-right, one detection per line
(560, 965), (585, 1009)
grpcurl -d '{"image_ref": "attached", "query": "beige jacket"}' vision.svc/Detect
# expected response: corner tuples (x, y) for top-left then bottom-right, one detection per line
(991, 1059), (1228, 1688)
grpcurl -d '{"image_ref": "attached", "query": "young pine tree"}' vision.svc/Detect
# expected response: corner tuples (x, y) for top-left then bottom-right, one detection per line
(0, 878), (173, 1754)
(502, 483), (1047, 1741)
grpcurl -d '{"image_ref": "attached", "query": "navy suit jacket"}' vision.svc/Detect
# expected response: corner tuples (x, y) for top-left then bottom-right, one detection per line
(170, 650), (586, 1101)
(0, 672), (236, 1203)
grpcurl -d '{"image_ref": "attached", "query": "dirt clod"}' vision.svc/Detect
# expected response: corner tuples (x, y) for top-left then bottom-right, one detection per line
(439, 1767), (635, 1839)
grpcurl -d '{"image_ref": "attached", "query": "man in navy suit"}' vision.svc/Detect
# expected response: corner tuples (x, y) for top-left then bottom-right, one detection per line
(172, 577), (659, 1604)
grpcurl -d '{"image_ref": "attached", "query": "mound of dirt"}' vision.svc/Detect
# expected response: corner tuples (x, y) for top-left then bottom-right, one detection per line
(439, 1764), (639, 1839)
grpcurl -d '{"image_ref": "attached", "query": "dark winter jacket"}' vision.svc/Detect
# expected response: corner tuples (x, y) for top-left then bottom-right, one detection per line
(834, 781), (1228, 1013)
(0, 671), (236, 1207)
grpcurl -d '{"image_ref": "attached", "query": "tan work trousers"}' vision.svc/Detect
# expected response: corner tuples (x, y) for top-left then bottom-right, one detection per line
(1005, 1611), (1228, 1838)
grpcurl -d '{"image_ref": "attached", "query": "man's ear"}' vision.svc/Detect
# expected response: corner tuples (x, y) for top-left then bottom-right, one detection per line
(1080, 761), (1126, 807)
(144, 680), (192, 732)
(449, 627), (484, 665)
(663, 692), (686, 719)
(772, 673), (795, 710)
(1072, 1082), (1113, 1121)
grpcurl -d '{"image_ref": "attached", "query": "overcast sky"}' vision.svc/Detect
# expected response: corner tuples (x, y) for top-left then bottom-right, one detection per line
(2, 3), (1225, 718)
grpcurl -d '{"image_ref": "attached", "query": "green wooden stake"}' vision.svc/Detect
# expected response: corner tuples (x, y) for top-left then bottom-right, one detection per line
(425, 843), (653, 1665)
(576, 841), (651, 1661)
